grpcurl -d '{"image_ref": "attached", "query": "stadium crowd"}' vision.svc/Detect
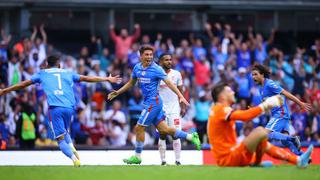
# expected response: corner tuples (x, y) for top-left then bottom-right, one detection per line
(0, 21), (319, 150)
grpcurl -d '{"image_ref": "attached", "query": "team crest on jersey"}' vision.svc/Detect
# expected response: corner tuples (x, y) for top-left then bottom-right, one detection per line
(141, 71), (146, 76)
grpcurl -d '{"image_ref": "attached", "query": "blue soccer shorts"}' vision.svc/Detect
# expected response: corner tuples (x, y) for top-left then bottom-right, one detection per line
(47, 106), (74, 139)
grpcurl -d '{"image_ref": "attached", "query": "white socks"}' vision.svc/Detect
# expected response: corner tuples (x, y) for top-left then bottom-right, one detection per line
(173, 139), (181, 162)
(158, 139), (166, 162)
(135, 153), (141, 159)
(159, 139), (182, 163)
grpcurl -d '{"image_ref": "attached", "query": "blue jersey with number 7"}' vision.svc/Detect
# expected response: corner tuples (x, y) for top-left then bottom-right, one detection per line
(30, 68), (80, 109)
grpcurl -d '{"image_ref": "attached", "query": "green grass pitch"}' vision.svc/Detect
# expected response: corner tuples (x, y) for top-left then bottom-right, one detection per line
(0, 165), (319, 180)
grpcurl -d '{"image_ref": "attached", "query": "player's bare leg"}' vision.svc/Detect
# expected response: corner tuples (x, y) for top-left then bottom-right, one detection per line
(123, 125), (145, 164)
(156, 121), (201, 150)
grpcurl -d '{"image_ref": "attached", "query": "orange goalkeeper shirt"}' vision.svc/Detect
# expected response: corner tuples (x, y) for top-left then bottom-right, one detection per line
(207, 104), (263, 161)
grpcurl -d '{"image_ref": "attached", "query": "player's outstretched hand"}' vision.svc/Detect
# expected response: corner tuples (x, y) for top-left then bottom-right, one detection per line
(179, 96), (190, 106)
(107, 90), (119, 101)
(259, 95), (283, 112)
(107, 74), (122, 84)
(0, 89), (3, 96)
(300, 102), (312, 112)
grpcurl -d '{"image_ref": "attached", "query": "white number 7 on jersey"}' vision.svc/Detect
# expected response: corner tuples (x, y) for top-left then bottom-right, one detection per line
(53, 73), (62, 90)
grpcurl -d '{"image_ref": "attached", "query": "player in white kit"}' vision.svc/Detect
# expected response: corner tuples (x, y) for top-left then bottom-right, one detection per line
(158, 53), (186, 165)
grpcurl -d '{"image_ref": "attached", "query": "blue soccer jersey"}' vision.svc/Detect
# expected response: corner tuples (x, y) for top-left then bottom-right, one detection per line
(132, 62), (167, 102)
(259, 79), (290, 119)
(30, 68), (80, 109)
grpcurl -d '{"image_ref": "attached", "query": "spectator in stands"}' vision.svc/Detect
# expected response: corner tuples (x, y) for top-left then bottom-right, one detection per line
(8, 54), (22, 86)
(234, 67), (251, 104)
(193, 91), (211, 143)
(104, 100), (127, 127)
(109, 23), (141, 62)
(29, 25), (47, 71)
(16, 101), (38, 149)
(128, 43), (140, 69)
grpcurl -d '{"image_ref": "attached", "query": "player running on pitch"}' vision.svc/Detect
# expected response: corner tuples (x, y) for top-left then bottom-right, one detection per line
(108, 45), (201, 165)
(0, 55), (122, 167)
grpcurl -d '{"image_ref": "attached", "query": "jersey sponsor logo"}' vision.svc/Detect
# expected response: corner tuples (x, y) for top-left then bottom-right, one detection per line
(138, 77), (151, 83)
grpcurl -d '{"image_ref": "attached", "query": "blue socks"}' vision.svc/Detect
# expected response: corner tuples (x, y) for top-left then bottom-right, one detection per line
(135, 141), (144, 154)
(64, 133), (72, 144)
(58, 139), (73, 159)
(268, 131), (303, 156)
(268, 131), (292, 141)
(174, 130), (188, 139)
(281, 140), (303, 156)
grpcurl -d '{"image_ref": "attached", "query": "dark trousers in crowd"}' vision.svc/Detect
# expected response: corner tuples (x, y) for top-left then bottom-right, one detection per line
(19, 139), (35, 149)
(193, 120), (207, 143)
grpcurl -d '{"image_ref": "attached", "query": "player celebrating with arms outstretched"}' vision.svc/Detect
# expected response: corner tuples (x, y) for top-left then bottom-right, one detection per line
(252, 64), (312, 155)
(108, 45), (201, 165)
(0, 55), (122, 167)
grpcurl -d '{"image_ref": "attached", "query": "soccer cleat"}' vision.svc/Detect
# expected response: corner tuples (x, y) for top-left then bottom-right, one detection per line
(297, 144), (313, 168)
(175, 161), (181, 166)
(73, 159), (81, 167)
(191, 132), (201, 150)
(161, 161), (167, 166)
(123, 156), (142, 165)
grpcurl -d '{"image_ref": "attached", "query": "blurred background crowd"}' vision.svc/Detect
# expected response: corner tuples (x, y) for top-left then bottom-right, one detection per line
(0, 0), (320, 150)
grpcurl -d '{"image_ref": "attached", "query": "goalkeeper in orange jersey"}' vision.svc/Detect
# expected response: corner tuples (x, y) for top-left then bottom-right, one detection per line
(207, 82), (313, 167)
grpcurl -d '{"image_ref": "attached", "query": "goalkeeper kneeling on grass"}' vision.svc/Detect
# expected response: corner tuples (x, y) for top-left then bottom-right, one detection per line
(207, 82), (313, 167)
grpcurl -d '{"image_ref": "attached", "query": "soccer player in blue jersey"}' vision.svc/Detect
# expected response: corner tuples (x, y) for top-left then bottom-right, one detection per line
(0, 55), (121, 167)
(108, 45), (201, 165)
(252, 64), (312, 155)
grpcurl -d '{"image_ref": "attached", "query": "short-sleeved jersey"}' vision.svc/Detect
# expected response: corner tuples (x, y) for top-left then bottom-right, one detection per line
(207, 104), (237, 160)
(159, 69), (182, 114)
(30, 68), (80, 109)
(132, 62), (167, 102)
(259, 79), (290, 119)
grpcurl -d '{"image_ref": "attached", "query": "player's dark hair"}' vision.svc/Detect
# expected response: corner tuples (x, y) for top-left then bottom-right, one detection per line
(252, 63), (270, 78)
(47, 55), (60, 68)
(139, 45), (154, 55)
(158, 53), (172, 61)
(211, 82), (228, 103)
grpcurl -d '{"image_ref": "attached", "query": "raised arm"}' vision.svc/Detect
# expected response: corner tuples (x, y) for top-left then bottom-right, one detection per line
(204, 22), (214, 40)
(39, 24), (47, 44)
(163, 78), (190, 106)
(0, 80), (33, 96)
(228, 106), (263, 122)
(131, 24), (141, 42)
(107, 77), (137, 101)
(266, 28), (276, 45)
(281, 89), (312, 111)
(109, 24), (117, 41)
(227, 95), (283, 122)
(79, 74), (121, 83)
(31, 26), (37, 43)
